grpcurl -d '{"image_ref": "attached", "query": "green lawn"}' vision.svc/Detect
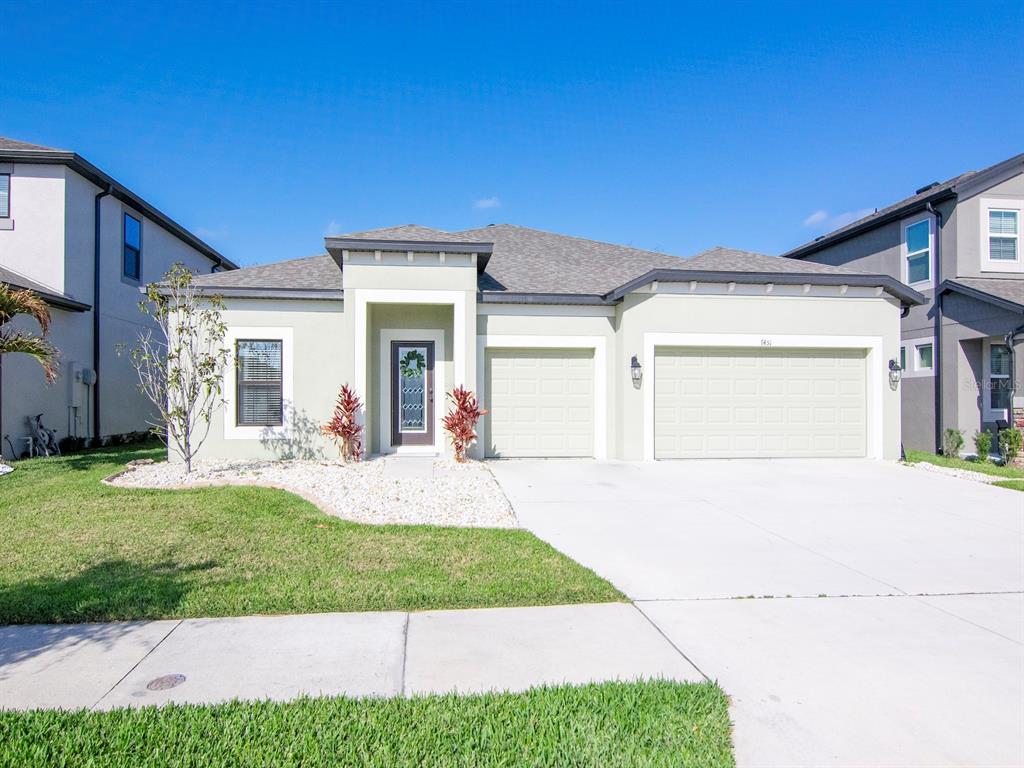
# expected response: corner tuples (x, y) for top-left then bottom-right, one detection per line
(0, 682), (734, 768)
(993, 480), (1024, 492)
(0, 446), (622, 625)
(904, 449), (1024, 480)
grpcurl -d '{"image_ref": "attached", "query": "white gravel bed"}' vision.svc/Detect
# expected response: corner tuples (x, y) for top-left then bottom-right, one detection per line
(903, 460), (1009, 485)
(107, 457), (518, 528)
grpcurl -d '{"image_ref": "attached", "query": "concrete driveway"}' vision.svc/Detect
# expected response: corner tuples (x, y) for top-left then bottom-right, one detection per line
(490, 458), (1024, 768)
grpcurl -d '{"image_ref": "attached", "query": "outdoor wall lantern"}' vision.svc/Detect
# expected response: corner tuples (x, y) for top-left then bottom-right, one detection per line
(888, 358), (903, 388)
(630, 355), (643, 387)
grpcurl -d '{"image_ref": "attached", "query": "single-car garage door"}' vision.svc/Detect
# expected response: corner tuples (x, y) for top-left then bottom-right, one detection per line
(485, 348), (594, 457)
(654, 347), (867, 459)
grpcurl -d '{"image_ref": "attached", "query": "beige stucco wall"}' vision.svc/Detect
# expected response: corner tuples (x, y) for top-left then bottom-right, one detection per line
(616, 292), (904, 460)
(195, 284), (904, 463)
(191, 299), (347, 462)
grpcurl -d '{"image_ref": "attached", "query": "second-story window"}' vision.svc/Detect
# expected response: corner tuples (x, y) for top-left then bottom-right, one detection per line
(904, 218), (931, 285)
(123, 212), (142, 281)
(0, 174), (10, 218)
(988, 209), (1018, 262)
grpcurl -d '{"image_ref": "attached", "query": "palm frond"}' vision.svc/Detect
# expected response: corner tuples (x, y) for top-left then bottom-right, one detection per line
(0, 330), (59, 383)
(0, 282), (52, 335)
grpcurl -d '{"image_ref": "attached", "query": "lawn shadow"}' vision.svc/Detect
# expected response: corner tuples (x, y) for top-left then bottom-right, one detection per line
(0, 558), (216, 669)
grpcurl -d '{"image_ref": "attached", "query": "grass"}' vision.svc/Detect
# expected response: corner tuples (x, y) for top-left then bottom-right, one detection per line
(0, 446), (622, 625)
(992, 480), (1024, 492)
(0, 681), (734, 768)
(904, 449), (1024, 479)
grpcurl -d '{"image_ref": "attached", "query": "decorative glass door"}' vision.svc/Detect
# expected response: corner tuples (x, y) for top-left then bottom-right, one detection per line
(391, 341), (434, 446)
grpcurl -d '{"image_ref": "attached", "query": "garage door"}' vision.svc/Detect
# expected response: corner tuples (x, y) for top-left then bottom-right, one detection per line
(654, 347), (867, 459)
(485, 349), (594, 457)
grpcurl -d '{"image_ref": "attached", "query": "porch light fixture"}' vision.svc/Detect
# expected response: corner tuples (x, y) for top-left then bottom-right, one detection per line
(888, 358), (903, 388)
(630, 355), (643, 387)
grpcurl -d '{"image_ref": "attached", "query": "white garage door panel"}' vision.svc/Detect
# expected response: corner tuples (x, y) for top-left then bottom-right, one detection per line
(486, 349), (594, 457)
(655, 347), (867, 459)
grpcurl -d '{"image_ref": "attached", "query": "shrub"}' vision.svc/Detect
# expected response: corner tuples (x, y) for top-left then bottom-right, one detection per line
(973, 430), (993, 462)
(442, 386), (487, 463)
(942, 428), (964, 457)
(321, 384), (363, 461)
(998, 427), (1023, 463)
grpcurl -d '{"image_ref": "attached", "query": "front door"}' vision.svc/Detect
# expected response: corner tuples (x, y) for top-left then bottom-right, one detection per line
(391, 341), (435, 446)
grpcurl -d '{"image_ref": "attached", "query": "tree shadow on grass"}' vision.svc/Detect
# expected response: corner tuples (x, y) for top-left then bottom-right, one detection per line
(0, 559), (216, 670)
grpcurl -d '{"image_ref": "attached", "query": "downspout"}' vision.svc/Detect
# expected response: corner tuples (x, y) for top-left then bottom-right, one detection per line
(926, 202), (943, 452)
(92, 184), (112, 440)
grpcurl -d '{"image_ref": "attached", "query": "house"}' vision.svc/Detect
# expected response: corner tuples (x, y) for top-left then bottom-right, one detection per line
(0, 137), (237, 458)
(186, 223), (922, 462)
(783, 153), (1024, 453)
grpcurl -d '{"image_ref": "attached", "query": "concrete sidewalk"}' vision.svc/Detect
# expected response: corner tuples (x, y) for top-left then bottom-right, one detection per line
(0, 603), (704, 711)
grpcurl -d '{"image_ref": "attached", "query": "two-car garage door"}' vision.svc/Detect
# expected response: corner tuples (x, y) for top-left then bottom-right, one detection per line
(654, 347), (867, 459)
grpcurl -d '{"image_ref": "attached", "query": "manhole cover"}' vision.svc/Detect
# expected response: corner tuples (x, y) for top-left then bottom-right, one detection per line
(146, 674), (186, 691)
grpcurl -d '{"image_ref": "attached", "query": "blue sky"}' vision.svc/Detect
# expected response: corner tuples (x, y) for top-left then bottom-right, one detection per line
(3, 1), (1022, 267)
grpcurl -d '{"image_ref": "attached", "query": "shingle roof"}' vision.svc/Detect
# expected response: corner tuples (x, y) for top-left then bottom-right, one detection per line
(191, 254), (340, 291)
(684, 246), (863, 275)
(784, 153), (1024, 259)
(460, 223), (683, 295)
(201, 224), (906, 302)
(942, 277), (1024, 312)
(0, 265), (91, 311)
(0, 137), (66, 152)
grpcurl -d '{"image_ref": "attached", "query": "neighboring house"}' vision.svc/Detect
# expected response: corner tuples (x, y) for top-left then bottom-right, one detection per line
(0, 137), (237, 458)
(187, 223), (922, 463)
(783, 153), (1024, 453)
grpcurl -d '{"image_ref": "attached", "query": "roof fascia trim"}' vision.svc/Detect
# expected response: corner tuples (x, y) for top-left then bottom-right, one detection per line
(0, 149), (238, 271)
(479, 291), (611, 305)
(938, 279), (1024, 314)
(190, 286), (345, 301)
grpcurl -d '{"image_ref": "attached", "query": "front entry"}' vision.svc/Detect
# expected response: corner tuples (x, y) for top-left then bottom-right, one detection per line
(390, 340), (435, 447)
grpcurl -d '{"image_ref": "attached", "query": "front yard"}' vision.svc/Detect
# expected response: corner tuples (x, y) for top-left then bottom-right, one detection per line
(0, 446), (622, 625)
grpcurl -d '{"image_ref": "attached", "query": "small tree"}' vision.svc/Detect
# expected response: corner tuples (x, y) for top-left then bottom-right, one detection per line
(124, 264), (229, 472)
(321, 384), (363, 461)
(0, 282), (58, 383)
(442, 386), (487, 462)
(942, 428), (964, 458)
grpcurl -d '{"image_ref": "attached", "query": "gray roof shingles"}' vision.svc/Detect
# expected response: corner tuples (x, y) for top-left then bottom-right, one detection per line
(0, 137), (66, 152)
(946, 277), (1024, 311)
(195, 224), (902, 298)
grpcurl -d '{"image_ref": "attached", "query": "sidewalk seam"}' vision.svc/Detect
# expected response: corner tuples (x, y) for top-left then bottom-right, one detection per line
(399, 612), (410, 697)
(631, 602), (712, 683)
(90, 619), (182, 711)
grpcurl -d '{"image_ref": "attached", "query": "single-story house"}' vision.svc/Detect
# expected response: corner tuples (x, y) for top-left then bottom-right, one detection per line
(188, 224), (923, 462)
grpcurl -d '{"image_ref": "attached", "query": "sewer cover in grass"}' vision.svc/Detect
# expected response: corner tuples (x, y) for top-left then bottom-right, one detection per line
(147, 674), (186, 691)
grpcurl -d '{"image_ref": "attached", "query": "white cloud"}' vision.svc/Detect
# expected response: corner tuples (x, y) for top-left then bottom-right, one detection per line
(324, 219), (344, 236)
(473, 196), (501, 210)
(196, 225), (228, 242)
(802, 208), (874, 230)
(802, 210), (828, 227)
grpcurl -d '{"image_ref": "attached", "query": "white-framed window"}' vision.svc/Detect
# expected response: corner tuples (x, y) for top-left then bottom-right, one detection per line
(901, 337), (936, 378)
(984, 339), (1012, 422)
(223, 326), (294, 440)
(980, 198), (1023, 273)
(0, 174), (10, 218)
(901, 215), (933, 287)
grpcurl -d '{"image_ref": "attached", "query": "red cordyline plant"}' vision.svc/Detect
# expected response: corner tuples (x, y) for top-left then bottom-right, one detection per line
(443, 386), (487, 462)
(321, 384), (363, 461)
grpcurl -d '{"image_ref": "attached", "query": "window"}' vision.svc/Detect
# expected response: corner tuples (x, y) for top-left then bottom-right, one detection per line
(981, 199), (1023, 272)
(988, 342), (1011, 418)
(0, 174), (9, 218)
(236, 340), (283, 426)
(915, 343), (933, 371)
(988, 210), (1018, 261)
(123, 213), (142, 280)
(904, 218), (931, 285)
(900, 346), (907, 372)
